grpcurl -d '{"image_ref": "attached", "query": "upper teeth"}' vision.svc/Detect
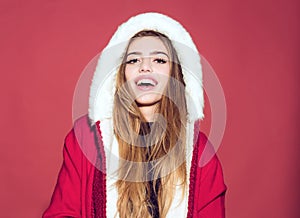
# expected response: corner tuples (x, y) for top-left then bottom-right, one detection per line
(137, 79), (156, 86)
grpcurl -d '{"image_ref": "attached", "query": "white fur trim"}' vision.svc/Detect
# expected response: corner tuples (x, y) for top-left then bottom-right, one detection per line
(89, 12), (204, 124)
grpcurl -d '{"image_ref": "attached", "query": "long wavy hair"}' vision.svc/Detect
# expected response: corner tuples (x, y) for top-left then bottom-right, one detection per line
(113, 30), (188, 218)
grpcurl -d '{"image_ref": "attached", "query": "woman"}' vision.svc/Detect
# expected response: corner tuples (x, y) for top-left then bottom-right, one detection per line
(43, 12), (227, 218)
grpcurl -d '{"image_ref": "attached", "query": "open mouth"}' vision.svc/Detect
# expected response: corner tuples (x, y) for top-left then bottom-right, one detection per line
(134, 76), (158, 90)
(136, 78), (157, 87)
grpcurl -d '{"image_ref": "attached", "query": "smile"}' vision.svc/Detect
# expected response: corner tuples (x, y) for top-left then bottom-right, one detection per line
(134, 76), (158, 90)
(137, 78), (157, 86)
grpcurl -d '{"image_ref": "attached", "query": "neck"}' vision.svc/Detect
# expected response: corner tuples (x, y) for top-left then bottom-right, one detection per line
(139, 104), (157, 122)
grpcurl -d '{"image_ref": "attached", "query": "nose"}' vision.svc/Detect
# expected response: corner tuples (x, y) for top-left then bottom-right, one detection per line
(139, 57), (152, 73)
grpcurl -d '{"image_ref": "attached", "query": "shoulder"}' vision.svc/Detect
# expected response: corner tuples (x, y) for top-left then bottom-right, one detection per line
(195, 131), (220, 168)
(63, 115), (99, 163)
(193, 130), (226, 190)
(195, 131), (227, 188)
(73, 115), (100, 166)
(63, 115), (91, 150)
(192, 131), (227, 212)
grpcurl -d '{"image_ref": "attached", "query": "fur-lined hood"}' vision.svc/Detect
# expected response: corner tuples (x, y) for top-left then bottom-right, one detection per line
(89, 12), (204, 125)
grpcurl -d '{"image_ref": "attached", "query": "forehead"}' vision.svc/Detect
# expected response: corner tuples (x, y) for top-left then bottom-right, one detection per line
(127, 36), (168, 54)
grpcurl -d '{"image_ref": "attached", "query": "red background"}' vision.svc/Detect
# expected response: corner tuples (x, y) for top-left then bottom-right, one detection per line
(1, 0), (299, 217)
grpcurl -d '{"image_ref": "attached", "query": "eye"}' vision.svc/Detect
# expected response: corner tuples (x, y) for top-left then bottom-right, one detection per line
(154, 58), (168, 64)
(126, 58), (139, 64)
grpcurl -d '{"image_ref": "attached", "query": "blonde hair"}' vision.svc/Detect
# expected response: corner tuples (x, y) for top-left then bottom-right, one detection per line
(113, 30), (187, 218)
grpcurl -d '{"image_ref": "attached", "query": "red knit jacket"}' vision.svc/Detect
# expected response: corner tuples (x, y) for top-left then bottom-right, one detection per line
(43, 116), (227, 218)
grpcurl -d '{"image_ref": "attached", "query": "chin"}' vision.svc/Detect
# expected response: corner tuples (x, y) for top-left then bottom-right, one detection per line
(135, 94), (162, 106)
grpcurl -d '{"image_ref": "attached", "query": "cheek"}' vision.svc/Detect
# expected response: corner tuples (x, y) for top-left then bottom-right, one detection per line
(124, 66), (131, 81)
(124, 65), (136, 81)
(155, 64), (171, 76)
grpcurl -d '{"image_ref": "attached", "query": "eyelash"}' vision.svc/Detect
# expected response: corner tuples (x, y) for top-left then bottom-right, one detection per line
(154, 58), (167, 64)
(126, 58), (139, 64)
(125, 58), (168, 64)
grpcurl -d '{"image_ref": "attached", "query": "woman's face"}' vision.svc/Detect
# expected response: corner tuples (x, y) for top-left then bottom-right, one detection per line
(124, 36), (171, 109)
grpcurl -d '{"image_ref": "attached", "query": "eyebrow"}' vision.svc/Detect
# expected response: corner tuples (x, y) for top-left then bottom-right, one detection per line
(126, 51), (169, 58)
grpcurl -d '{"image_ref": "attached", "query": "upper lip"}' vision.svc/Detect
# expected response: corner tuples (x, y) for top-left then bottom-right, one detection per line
(134, 75), (158, 85)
